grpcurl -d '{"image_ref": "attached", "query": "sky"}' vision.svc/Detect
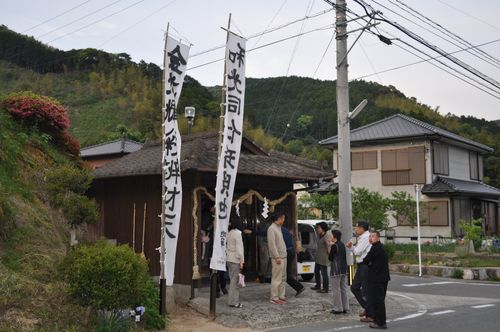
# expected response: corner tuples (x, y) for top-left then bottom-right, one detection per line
(1, 0), (500, 121)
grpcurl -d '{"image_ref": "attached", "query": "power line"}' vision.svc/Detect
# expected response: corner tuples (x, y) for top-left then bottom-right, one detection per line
(47, 0), (145, 44)
(353, 37), (500, 81)
(264, 0), (316, 133)
(393, 39), (500, 100)
(22, 0), (94, 33)
(330, 0), (500, 101)
(97, 0), (178, 48)
(435, 0), (500, 32)
(250, 0), (288, 49)
(281, 29), (337, 140)
(37, 0), (124, 39)
(187, 24), (335, 71)
(189, 7), (334, 58)
(354, 0), (500, 91)
(385, 0), (500, 68)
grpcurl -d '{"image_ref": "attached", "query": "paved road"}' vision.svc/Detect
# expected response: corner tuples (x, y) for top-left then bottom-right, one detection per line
(271, 274), (500, 332)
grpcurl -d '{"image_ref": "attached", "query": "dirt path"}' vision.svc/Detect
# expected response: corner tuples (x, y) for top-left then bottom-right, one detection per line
(164, 306), (256, 332)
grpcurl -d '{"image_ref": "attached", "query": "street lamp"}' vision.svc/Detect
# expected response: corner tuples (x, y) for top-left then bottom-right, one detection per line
(184, 106), (195, 135)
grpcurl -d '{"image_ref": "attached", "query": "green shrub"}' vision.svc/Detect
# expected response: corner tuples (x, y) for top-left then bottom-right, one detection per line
(45, 164), (98, 228)
(452, 268), (464, 279)
(459, 219), (482, 250)
(59, 241), (165, 329)
(61, 192), (99, 228)
(384, 243), (396, 259)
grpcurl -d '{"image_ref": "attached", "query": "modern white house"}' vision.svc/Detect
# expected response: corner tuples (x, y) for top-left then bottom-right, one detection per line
(320, 114), (500, 242)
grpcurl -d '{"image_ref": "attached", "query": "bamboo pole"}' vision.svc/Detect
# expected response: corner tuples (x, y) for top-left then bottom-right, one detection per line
(132, 203), (136, 252)
(141, 202), (147, 259)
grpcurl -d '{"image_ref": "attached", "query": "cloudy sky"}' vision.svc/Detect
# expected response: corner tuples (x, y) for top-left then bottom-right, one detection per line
(1, 0), (499, 120)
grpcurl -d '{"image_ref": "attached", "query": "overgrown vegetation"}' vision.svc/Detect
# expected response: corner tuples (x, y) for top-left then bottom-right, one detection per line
(2, 26), (498, 185)
(1, 93), (166, 330)
(59, 241), (165, 330)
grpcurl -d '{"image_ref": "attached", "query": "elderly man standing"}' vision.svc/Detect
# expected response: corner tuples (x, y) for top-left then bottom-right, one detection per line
(362, 231), (390, 329)
(346, 220), (373, 321)
(267, 211), (288, 305)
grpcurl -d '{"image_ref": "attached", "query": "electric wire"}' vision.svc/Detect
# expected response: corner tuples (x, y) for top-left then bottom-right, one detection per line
(281, 29), (337, 140)
(189, 7), (334, 58)
(353, 0), (500, 91)
(264, 0), (315, 133)
(37, 0), (124, 39)
(326, 0), (500, 100)
(22, 0), (94, 33)
(250, 0), (288, 49)
(393, 39), (500, 100)
(46, 0), (145, 44)
(352, 38), (500, 81)
(384, 0), (500, 68)
(97, 0), (178, 48)
(435, 0), (500, 32)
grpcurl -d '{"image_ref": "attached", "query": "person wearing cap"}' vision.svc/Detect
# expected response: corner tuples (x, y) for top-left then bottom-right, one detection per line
(346, 220), (373, 321)
(311, 222), (330, 293)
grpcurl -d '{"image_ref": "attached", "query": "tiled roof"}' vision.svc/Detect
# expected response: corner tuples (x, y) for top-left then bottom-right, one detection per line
(422, 176), (500, 198)
(80, 137), (143, 157)
(93, 132), (334, 181)
(319, 114), (493, 153)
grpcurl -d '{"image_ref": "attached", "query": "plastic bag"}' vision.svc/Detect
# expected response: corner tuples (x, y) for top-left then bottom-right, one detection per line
(238, 273), (246, 288)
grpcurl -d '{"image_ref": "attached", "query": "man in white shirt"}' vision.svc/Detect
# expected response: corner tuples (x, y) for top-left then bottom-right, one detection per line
(346, 220), (373, 322)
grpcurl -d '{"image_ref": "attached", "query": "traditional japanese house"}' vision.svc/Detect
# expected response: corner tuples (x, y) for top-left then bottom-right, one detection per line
(80, 136), (143, 169)
(89, 132), (334, 287)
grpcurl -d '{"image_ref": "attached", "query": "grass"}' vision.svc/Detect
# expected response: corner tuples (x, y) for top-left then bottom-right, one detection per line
(385, 242), (455, 254)
(0, 107), (94, 330)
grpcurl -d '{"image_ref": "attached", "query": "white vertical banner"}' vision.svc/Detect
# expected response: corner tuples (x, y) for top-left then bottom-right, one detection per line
(211, 32), (247, 271)
(161, 35), (190, 285)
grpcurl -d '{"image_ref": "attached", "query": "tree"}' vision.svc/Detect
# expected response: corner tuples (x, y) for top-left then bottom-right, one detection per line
(299, 192), (338, 220)
(352, 187), (391, 231)
(389, 191), (432, 227)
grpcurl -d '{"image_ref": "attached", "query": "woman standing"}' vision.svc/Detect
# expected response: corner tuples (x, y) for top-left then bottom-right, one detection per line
(328, 229), (350, 314)
(226, 219), (245, 308)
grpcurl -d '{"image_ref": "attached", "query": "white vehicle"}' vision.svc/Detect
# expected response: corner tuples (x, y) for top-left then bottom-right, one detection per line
(296, 219), (338, 281)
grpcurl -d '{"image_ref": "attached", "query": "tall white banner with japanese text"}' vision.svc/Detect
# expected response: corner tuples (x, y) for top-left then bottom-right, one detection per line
(162, 35), (190, 285)
(211, 32), (247, 271)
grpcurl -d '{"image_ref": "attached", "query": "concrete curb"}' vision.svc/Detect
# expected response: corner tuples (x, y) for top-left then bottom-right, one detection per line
(390, 264), (500, 280)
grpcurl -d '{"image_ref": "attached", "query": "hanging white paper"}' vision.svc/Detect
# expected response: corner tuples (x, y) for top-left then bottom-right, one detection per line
(211, 32), (247, 271)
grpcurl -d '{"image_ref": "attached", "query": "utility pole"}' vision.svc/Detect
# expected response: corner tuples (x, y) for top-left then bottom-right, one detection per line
(336, 0), (353, 251)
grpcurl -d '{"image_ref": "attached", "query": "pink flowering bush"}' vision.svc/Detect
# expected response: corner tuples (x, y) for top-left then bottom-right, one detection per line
(1, 92), (80, 156)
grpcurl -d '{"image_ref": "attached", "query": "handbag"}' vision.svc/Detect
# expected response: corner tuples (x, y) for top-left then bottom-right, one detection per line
(237, 273), (246, 288)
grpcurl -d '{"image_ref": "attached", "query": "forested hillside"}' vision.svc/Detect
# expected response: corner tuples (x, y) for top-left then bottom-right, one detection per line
(1, 25), (498, 186)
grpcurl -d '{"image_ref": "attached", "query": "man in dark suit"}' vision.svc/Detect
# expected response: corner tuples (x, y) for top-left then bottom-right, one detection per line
(361, 231), (390, 330)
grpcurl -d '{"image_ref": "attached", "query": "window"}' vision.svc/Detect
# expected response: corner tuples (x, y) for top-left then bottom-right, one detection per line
(433, 142), (449, 175)
(351, 151), (377, 170)
(469, 151), (479, 180)
(397, 201), (449, 226)
(381, 146), (425, 185)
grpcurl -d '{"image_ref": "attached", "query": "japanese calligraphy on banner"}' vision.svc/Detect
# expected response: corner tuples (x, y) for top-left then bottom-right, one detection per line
(162, 35), (190, 285)
(211, 32), (247, 271)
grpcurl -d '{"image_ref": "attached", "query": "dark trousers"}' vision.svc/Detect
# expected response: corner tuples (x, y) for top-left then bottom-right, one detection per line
(217, 270), (227, 293)
(351, 264), (372, 316)
(314, 263), (329, 290)
(286, 249), (304, 292)
(367, 280), (388, 326)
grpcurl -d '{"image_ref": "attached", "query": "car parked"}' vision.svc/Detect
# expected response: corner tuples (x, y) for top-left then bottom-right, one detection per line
(296, 219), (338, 281)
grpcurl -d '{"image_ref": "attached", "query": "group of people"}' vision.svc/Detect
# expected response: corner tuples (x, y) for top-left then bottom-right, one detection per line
(284, 218), (390, 329)
(213, 210), (390, 330)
